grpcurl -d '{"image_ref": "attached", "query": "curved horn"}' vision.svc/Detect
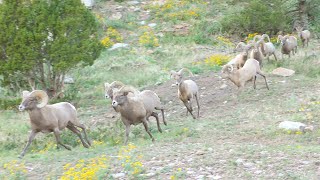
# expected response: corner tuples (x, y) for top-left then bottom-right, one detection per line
(110, 81), (125, 89)
(29, 90), (49, 108)
(253, 35), (262, 42)
(22, 91), (30, 99)
(178, 68), (193, 77)
(235, 42), (246, 50)
(119, 86), (137, 95)
(261, 34), (271, 42)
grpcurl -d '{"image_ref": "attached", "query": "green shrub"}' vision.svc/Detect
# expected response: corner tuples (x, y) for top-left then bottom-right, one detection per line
(221, 0), (290, 35)
(0, 98), (21, 110)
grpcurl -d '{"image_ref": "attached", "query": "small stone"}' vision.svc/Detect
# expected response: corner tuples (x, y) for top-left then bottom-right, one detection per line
(148, 23), (157, 28)
(140, 21), (146, 25)
(235, 158), (243, 165)
(112, 172), (125, 178)
(127, 1), (140, 5)
(108, 43), (129, 51)
(111, 12), (122, 20)
(207, 147), (213, 152)
(201, 87), (206, 90)
(196, 175), (205, 179)
(220, 84), (227, 89)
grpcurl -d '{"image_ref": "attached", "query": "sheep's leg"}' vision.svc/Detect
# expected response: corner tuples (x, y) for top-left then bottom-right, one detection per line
(67, 124), (90, 148)
(124, 125), (131, 145)
(257, 72), (269, 90)
(74, 123), (91, 146)
(155, 106), (167, 126)
(53, 129), (71, 150)
(183, 101), (196, 119)
(161, 109), (167, 126)
(142, 120), (155, 142)
(273, 53), (278, 61)
(151, 112), (162, 133)
(195, 93), (200, 118)
(253, 75), (257, 89)
(19, 130), (38, 158)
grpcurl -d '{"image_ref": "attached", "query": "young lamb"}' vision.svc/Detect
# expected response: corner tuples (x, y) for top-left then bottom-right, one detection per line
(255, 34), (277, 61)
(295, 27), (311, 48)
(277, 35), (298, 59)
(112, 86), (165, 144)
(170, 68), (200, 119)
(18, 90), (91, 158)
(221, 59), (269, 90)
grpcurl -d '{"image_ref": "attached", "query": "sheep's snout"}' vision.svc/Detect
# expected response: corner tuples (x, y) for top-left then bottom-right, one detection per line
(18, 104), (25, 111)
(112, 100), (118, 107)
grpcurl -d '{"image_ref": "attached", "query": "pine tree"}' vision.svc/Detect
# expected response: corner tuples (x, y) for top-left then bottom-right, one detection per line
(0, 0), (103, 97)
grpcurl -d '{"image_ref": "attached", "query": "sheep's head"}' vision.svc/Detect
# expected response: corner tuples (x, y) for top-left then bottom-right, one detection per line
(277, 35), (287, 45)
(104, 81), (124, 99)
(19, 90), (49, 111)
(221, 64), (235, 78)
(170, 68), (193, 85)
(112, 86), (135, 107)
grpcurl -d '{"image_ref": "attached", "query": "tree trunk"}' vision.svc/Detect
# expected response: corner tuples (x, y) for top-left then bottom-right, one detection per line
(298, 0), (308, 28)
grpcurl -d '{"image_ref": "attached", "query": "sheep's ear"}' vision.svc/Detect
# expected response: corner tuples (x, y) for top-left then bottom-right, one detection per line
(104, 83), (110, 88)
(22, 91), (30, 99)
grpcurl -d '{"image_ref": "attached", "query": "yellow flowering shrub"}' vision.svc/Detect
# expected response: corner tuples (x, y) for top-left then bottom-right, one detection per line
(204, 54), (231, 66)
(118, 143), (144, 176)
(139, 31), (159, 48)
(217, 36), (233, 46)
(60, 155), (109, 180)
(147, 0), (205, 22)
(246, 32), (259, 43)
(101, 27), (123, 48)
(3, 160), (27, 178)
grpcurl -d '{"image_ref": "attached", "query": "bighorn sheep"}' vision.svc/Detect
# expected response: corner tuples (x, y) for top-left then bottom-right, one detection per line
(230, 42), (253, 69)
(104, 81), (166, 130)
(249, 41), (264, 68)
(295, 27), (311, 48)
(277, 35), (298, 59)
(170, 68), (200, 119)
(254, 34), (277, 61)
(104, 81), (125, 100)
(18, 90), (91, 158)
(221, 59), (269, 90)
(112, 86), (166, 144)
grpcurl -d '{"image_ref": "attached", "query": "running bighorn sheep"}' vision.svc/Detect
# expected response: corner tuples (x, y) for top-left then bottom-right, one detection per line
(112, 86), (166, 144)
(170, 68), (200, 119)
(295, 27), (311, 48)
(254, 34), (277, 61)
(18, 90), (91, 158)
(277, 35), (298, 59)
(221, 59), (269, 90)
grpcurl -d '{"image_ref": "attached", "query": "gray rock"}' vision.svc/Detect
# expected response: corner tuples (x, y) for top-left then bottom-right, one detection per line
(108, 43), (129, 51)
(220, 84), (227, 89)
(64, 76), (74, 84)
(148, 23), (157, 28)
(272, 67), (295, 77)
(81, 0), (95, 8)
(127, 1), (140, 5)
(112, 172), (125, 178)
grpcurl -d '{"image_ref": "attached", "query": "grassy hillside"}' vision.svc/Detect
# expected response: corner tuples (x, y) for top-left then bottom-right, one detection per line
(1, 0), (320, 179)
